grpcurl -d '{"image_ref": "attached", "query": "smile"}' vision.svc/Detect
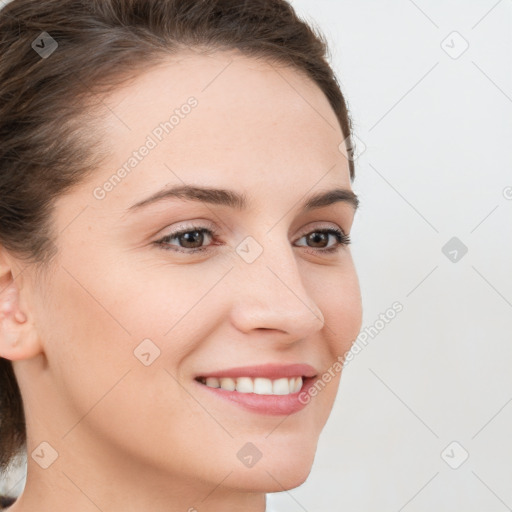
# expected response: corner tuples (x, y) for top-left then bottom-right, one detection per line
(195, 376), (304, 395)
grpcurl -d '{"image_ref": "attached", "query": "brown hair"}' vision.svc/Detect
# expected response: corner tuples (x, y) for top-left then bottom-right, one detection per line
(0, 0), (356, 491)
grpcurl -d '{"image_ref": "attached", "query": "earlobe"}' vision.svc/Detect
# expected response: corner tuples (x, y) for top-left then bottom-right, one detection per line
(0, 270), (42, 361)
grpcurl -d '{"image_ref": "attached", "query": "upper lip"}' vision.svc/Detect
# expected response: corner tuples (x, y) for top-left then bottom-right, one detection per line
(196, 363), (318, 380)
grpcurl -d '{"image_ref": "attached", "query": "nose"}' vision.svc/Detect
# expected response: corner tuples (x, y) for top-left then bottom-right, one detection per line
(228, 234), (326, 341)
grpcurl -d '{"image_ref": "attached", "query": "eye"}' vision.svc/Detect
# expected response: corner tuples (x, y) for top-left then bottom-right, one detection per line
(155, 226), (216, 254)
(295, 227), (351, 254)
(154, 224), (351, 255)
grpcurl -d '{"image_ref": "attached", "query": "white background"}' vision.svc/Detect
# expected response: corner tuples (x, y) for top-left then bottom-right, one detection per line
(269, 1), (512, 511)
(1, 1), (512, 511)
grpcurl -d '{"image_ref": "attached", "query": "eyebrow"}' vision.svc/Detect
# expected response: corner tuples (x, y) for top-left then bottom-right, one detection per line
(126, 184), (359, 213)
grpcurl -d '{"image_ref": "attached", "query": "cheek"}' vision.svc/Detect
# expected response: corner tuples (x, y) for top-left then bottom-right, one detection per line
(38, 268), (198, 458)
(41, 257), (212, 394)
(297, 262), (362, 416)
(309, 261), (363, 355)
(40, 273), (134, 414)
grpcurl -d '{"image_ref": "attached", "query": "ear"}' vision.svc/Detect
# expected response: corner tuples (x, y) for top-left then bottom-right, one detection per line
(0, 249), (42, 361)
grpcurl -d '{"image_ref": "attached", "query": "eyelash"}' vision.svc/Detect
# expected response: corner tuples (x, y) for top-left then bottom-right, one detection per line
(154, 224), (351, 255)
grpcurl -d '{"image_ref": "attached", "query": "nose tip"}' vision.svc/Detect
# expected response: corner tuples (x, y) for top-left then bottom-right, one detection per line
(264, 262), (325, 324)
(229, 265), (325, 338)
(226, 229), (329, 338)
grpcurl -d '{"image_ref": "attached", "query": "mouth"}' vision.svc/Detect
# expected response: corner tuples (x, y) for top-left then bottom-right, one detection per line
(194, 374), (316, 396)
(193, 364), (319, 415)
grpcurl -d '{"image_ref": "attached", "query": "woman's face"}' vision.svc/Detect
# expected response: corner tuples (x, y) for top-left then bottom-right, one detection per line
(15, 50), (362, 495)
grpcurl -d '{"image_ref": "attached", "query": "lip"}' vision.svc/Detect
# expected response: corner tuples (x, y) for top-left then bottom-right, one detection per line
(193, 363), (319, 416)
(195, 363), (318, 380)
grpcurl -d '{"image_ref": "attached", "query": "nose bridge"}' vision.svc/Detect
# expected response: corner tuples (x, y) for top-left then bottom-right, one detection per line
(228, 227), (325, 334)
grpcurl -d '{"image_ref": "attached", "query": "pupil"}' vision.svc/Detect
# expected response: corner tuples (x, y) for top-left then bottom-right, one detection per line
(182, 231), (202, 248)
(308, 232), (327, 248)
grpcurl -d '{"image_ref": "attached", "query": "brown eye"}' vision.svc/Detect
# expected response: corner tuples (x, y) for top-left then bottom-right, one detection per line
(295, 228), (351, 254)
(154, 225), (350, 256)
(156, 227), (215, 253)
(176, 230), (207, 249)
(305, 231), (330, 249)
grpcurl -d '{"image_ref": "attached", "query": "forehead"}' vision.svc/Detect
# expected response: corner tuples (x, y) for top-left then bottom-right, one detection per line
(105, 48), (336, 122)
(78, 50), (351, 211)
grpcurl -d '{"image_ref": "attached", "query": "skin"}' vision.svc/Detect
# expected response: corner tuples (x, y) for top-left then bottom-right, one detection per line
(0, 49), (362, 512)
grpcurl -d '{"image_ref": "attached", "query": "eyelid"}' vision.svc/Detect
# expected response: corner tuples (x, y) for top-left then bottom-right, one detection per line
(155, 219), (217, 238)
(156, 219), (347, 241)
(154, 219), (351, 258)
(296, 221), (348, 237)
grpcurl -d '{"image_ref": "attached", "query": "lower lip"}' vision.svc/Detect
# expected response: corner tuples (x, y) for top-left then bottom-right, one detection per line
(193, 377), (318, 415)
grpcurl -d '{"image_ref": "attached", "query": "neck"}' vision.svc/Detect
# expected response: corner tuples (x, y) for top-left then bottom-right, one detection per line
(8, 466), (268, 512)
(7, 430), (268, 512)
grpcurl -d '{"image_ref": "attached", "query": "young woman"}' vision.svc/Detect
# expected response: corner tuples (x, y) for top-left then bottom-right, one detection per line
(0, 0), (363, 510)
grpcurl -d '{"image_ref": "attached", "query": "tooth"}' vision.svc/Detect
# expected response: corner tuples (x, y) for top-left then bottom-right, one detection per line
(272, 377), (290, 395)
(205, 377), (220, 388)
(236, 377), (254, 393)
(204, 375), (304, 395)
(219, 377), (236, 391)
(253, 377), (273, 395)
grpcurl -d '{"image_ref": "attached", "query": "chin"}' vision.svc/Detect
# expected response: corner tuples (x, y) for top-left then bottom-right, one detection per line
(227, 444), (317, 492)
(232, 463), (314, 493)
